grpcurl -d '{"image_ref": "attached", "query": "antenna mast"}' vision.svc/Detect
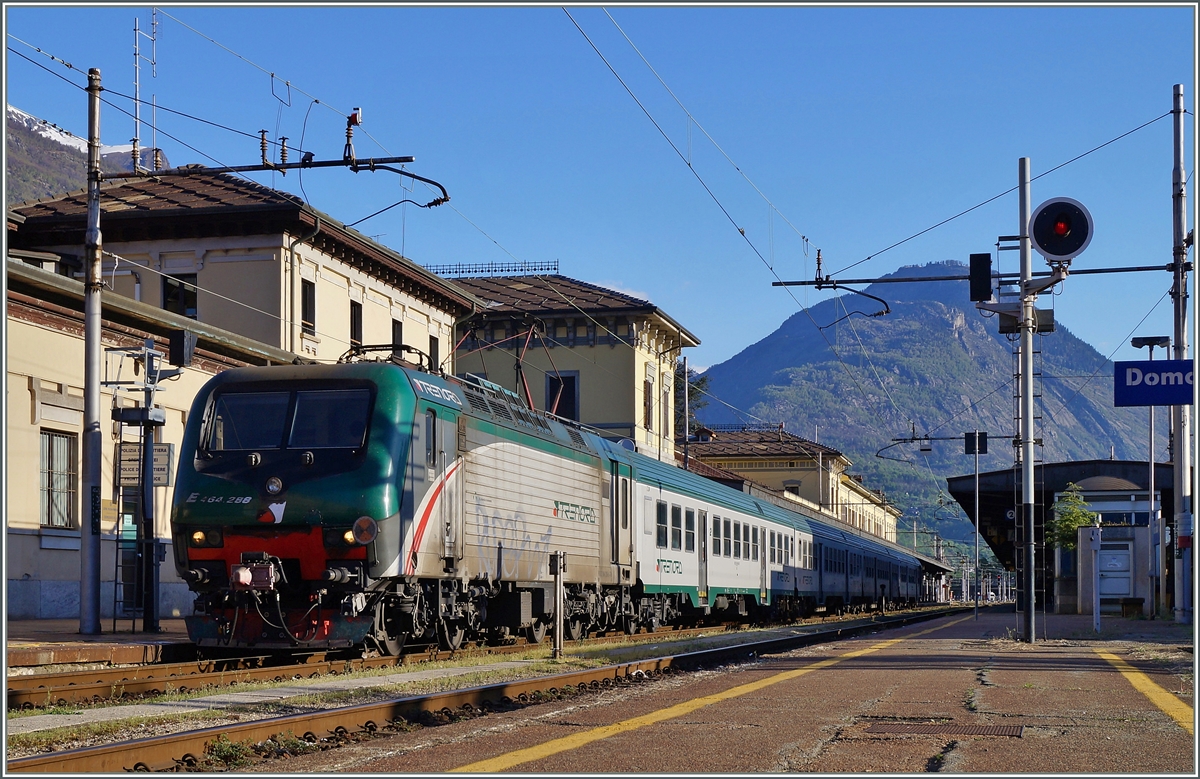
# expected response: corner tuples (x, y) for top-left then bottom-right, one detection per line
(132, 12), (157, 172)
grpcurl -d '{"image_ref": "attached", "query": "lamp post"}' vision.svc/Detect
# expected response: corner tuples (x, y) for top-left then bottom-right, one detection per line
(1131, 336), (1169, 618)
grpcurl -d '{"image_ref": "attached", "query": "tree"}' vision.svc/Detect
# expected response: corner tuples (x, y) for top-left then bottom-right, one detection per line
(674, 358), (709, 438)
(1047, 482), (1098, 550)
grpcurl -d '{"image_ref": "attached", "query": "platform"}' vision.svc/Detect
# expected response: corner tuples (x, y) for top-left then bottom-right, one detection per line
(5, 618), (192, 668)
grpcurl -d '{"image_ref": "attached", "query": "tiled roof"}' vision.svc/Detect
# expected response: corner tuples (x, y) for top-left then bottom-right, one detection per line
(452, 274), (699, 346)
(452, 275), (651, 313)
(686, 428), (842, 459)
(11, 167), (304, 218)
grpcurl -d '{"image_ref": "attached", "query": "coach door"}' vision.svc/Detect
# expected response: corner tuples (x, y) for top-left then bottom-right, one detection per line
(611, 463), (633, 570)
(697, 511), (709, 606)
(759, 526), (768, 603)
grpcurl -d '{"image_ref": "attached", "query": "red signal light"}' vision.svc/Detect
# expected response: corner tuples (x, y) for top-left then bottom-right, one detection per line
(1053, 216), (1070, 237)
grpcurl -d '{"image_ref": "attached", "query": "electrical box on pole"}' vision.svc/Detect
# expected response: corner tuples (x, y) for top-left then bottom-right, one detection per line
(964, 431), (988, 455)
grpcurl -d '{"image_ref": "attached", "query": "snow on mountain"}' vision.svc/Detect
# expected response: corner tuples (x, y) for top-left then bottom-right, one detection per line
(8, 104), (134, 156)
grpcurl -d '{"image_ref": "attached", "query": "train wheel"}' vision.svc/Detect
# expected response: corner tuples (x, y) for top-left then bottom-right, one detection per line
(565, 616), (585, 641)
(381, 627), (406, 657)
(438, 620), (465, 651)
(525, 620), (547, 645)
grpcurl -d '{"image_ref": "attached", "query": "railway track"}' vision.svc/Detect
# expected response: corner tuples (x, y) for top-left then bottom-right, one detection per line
(6, 606), (965, 773)
(6, 619), (758, 710)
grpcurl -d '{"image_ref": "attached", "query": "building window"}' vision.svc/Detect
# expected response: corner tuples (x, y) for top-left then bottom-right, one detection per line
(656, 501), (668, 549)
(40, 430), (77, 528)
(163, 273), (197, 319)
(643, 378), (654, 432)
(392, 319), (404, 358)
(546, 372), (579, 421)
(350, 301), (363, 347)
(662, 386), (670, 440)
(429, 335), (440, 372)
(301, 280), (316, 336)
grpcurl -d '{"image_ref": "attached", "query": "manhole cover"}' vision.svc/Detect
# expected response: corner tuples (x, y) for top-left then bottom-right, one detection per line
(866, 723), (1023, 737)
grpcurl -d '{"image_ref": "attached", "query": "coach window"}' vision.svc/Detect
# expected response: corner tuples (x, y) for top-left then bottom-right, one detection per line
(670, 505), (682, 550)
(684, 509), (695, 553)
(752, 527), (759, 561)
(656, 501), (668, 548)
(769, 531), (776, 563)
(425, 409), (437, 466)
(727, 520), (736, 558)
(712, 516), (722, 557)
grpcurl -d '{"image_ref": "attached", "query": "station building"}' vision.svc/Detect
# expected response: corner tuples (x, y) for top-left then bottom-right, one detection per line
(684, 424), (902, 543)
(450, 273), (699, 461)
(5, 176), (478, 620)
(946, 460), (1181, 619)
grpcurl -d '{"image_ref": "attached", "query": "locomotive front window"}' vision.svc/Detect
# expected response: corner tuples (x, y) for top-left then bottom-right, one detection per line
(207, 392), (291, 450)
(290, 389), (371, 449)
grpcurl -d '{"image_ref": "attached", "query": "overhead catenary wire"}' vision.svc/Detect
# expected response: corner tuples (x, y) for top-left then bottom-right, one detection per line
(563, 8), (906, 435)
(829, 111), (1175, 278)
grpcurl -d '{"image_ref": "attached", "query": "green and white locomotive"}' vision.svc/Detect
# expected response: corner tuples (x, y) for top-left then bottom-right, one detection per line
(172, 359), (925, 655)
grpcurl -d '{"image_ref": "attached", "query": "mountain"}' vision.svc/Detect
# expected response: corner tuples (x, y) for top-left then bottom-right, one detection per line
(698, 260), (1160, 555)
(6, 104), (167, 206)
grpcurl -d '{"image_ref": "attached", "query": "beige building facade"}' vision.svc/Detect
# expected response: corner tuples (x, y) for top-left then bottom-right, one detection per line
(450, 275), (699, 460)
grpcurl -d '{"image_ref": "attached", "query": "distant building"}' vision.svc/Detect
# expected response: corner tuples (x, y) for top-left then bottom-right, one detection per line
(946, 460), (1178, 619)
(451, 274), (699, 460)
(685, 424), (900, 542)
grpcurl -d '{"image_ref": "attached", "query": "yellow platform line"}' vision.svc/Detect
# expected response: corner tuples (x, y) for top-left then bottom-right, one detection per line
(1094, 648), (1194, 735)
(452, 614), (973, 773)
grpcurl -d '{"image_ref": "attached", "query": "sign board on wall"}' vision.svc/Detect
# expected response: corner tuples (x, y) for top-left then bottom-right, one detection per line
(1113, 360), (1194, 407)
(116, 443), (174, 487)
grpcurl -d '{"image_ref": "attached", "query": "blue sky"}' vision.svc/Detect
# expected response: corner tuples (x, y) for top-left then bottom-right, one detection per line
(4, 4), (1195, 376)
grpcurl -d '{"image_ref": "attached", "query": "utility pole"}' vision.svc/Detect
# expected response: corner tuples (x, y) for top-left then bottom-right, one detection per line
(1170, 84), (1193, 625)
(1018, 157), (1037, 644)
(973, 430), (981, 619)
(80, 68), (103, 635)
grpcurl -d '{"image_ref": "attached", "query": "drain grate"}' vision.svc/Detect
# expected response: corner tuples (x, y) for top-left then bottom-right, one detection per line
(866, 723), (1024, 737)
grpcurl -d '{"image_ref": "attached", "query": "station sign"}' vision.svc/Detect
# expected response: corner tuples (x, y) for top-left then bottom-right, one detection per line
(1113, 360), (1194, 407)
(117, 442), (175, 487)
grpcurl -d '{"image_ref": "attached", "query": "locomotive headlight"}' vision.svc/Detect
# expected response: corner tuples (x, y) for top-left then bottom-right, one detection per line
(205, 529), (222, 547)
(191, 530), (206, 546)
(352, 516), (378, 545)
(343, 529), (356, 545)
(265, 476), (283, 495)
